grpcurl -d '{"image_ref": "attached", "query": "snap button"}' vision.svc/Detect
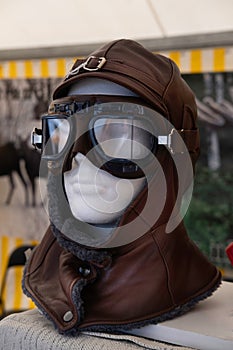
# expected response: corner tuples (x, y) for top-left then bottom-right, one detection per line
(63, 310), (73, 322)
(79, 266), (91, 277)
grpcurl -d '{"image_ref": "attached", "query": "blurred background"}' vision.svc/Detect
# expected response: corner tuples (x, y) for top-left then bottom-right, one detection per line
(0, 0), (233, 315)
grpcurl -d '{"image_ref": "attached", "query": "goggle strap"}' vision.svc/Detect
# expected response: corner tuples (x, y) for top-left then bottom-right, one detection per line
(31, 126), (199, 155)
(158, 128), (199, 154)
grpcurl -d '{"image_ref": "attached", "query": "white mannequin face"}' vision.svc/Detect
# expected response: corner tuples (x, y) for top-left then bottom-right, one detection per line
(64, 153), (145, 224)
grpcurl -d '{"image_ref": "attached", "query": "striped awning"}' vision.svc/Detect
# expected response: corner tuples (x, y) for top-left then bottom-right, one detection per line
(0, 46), (233, 79)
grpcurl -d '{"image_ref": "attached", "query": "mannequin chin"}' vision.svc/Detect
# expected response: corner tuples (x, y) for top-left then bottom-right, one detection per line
(64, 153), (145, 224)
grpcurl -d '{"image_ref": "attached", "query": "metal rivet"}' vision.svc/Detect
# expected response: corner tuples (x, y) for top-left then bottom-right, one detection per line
(63, 310), (73, 322)
(79, 266), (91, 277)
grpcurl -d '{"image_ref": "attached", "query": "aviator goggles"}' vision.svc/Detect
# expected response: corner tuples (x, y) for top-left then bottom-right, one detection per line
(32, 95), (176, 178)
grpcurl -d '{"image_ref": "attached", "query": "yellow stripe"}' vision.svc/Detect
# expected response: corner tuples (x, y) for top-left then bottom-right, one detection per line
(40, 59), (49, 77)
(30, 239), (38, 246)
(0, 236), (8, 283)
(169, 51), (181, 69)
(28, 298), (36, 309)
(0, 236), (9, 313)
(15, 237), (23, 248)
(28, 242), (37, 310)
(0, 64), (3, 78)
(190, 50), (202, 73)
(9, 61), (17, 78)
(13, 238), (24, 310)
(13, 267), (24, 310)
(1, 238), (9, 307)
(213, 48), (225, 71)
(57, 58), (66, 77)
(24, 60), (33, 78)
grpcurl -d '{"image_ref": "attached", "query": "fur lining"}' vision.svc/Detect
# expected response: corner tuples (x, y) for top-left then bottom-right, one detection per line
(51, 222), (112, 266)
(78, 277), (222, 334)
(23, 265), (221, 335)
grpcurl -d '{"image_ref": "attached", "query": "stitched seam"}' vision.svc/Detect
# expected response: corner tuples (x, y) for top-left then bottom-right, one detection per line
(151, 231), (176, 306)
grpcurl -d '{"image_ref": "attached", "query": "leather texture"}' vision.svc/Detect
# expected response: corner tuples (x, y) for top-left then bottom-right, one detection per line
(23, 223), (221, 333)
(53, 40), (199, 153)
(23, 39), (221, 334)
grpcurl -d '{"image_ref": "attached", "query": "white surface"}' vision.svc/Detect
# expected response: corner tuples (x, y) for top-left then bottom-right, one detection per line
(0, 0), (233, 50)
(128, 281), (233, 350)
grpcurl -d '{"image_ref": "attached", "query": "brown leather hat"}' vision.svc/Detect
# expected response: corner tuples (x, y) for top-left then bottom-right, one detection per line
(53, 39), (199, 166)
(23, 39), (221, 335)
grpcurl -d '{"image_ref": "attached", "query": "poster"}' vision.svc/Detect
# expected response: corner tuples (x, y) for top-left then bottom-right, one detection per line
(0, 78), (60, 241)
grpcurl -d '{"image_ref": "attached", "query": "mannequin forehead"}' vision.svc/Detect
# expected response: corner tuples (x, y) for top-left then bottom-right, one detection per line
(68, 78), (138, 97)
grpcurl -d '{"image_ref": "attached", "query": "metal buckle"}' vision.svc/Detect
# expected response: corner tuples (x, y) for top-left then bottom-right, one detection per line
(31, 128), (42, 149)
(158, 128), (184, 154)
(83, 56), (107, 71)
(167, 128), (176, 154)
(65, 56), (106, 79)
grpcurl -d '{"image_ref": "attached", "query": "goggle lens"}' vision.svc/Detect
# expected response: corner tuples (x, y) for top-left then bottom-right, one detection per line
(92, 118), (154, 160)
(42, 117), (70, 157)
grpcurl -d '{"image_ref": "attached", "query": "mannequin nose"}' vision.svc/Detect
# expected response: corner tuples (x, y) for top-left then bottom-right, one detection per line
(72, 133), (89, 155)
(62, 132), (90, 173)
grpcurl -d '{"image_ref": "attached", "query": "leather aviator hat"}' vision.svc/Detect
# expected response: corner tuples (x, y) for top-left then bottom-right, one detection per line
(23, 39), (221, 334)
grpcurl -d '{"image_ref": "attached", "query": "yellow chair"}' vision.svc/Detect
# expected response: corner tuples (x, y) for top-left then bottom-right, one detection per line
(0, 244), (36, 319)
